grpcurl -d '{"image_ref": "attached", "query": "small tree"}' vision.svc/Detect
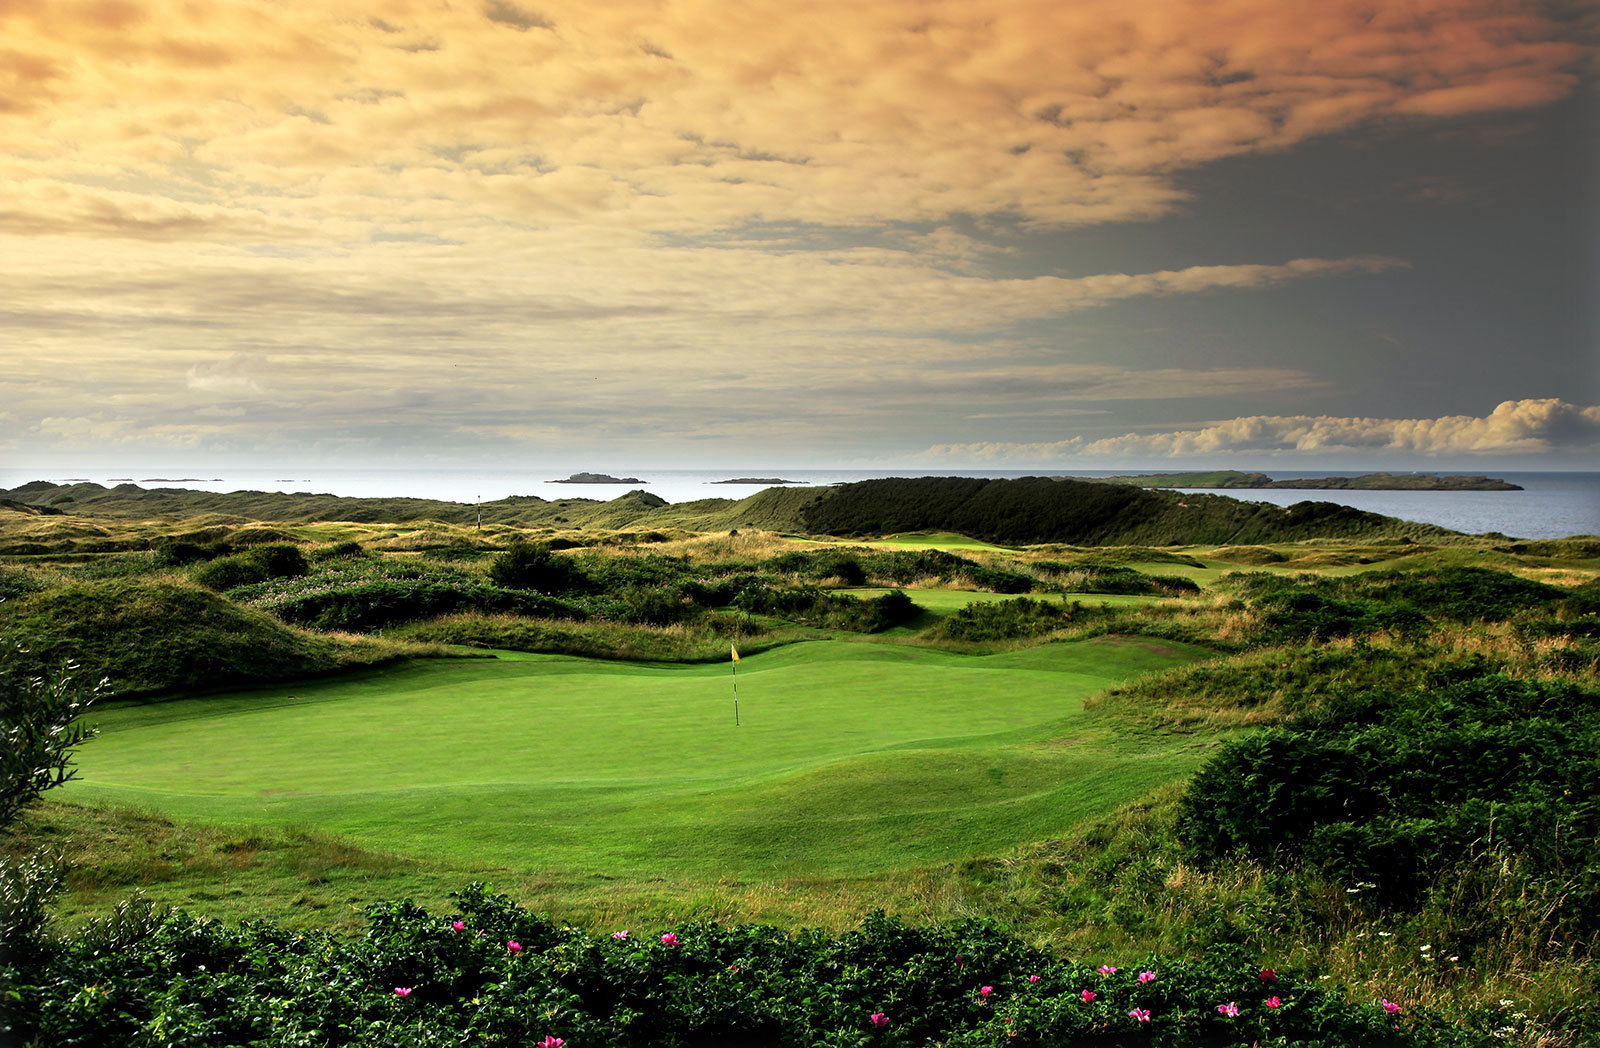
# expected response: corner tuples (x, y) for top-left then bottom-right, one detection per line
(1, 648), (101, 832)
(0, 636), (101, 965)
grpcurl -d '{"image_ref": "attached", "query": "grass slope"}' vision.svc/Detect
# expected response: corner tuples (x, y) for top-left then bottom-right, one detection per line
(62, 638), (1215, 883)
(0, 578), (417, 697)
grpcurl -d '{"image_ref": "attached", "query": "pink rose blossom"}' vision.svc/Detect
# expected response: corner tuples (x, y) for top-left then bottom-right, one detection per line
(1097, 965), (1118, 975)
(1028, 974), (1040, 983)
(451, 921), (465, 932)
(1138, 970), (1156, 983)
(661, 933), (679, 946)
(612, 930), (629, 940)
(1266, 996), (1281, 1009)
(507, 940), (522, 954)
(538, 1038), (565, 1048)
(1382, 999), (1402, 1015)
(1128, 1008), (1151, 1023)
(870, 1012), (889, 1029)
(1259, 968), (1278, 982)
(1217, 1002), (1241, 1018)
(394, 987), (412, 997)
(1080, 989), (1097, 1003)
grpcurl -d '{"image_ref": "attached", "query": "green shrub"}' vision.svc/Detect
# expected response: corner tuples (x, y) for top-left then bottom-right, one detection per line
(191, 544), (308, 591)
(733, 584), (917, 632)
(488, 542), (591, 593)
(153, 540), (231, 567)
(6, 888), (1462, 1048)
(929, 597), (1098, 642)
(1177, 676), (1600, 929)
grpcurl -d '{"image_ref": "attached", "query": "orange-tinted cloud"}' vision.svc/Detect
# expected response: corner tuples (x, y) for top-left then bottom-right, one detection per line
(0, 0), (1587, 235)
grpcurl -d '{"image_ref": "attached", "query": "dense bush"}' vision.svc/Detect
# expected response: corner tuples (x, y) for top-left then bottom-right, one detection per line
(4, 887), (1464, 1048)
(733, 584), (917, 632)
(489, 542), (592, 594)
(1220, 567), (1568, 642)
(930, 597), (1088, 642)
(1032, 563), (1199, 596)
(192, 543), (309, 591)
(153, 539), (232, 567)
(1177, 676), (1600, 927)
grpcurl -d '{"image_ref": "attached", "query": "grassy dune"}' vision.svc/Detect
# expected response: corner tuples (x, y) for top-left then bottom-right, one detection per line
(62, 638), (1215, 885)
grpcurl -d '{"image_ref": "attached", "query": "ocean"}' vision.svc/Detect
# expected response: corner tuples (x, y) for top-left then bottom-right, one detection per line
(3, 467), (1596, 540)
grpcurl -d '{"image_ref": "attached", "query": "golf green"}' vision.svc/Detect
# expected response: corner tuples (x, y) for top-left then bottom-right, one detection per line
(66, 638), (1216, 880)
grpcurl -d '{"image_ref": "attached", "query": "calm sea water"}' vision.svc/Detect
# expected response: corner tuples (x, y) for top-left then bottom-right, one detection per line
(3, 467), (1596, 540)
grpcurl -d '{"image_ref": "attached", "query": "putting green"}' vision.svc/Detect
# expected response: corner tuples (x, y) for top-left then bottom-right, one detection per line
(66, 638), (1216, 880)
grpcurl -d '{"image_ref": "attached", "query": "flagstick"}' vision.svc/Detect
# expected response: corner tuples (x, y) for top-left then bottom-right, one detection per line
(733, 659), (740, 726)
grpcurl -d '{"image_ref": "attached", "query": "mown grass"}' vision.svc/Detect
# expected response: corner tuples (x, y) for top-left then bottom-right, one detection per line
(59, 639), (1217, 882)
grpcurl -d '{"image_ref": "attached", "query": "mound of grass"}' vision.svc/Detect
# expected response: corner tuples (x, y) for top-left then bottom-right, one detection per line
(389, 612), (780, 663)
(0, 578), (385, 697)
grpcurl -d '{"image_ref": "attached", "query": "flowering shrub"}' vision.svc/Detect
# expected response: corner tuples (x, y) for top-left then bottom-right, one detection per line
(5, 886), (1480, 1047)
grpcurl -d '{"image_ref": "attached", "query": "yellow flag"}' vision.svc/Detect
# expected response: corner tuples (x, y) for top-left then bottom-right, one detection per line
(730, 644), (740, 664)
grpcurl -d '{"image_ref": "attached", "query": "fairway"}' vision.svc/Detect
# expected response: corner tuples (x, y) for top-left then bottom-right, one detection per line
(66, 638), (1216, 881)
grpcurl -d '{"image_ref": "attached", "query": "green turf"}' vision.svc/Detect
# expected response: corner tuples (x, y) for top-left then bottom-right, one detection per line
(64, 638), (1215, 882)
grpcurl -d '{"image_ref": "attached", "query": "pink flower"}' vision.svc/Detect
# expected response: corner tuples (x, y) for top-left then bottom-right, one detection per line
(1128, 1008), (1151, 1023)
(538, 1038), (565, 1048)
(979, 985), (994, 998)
(1259, 968), (1278, 982)
(612, 930), (629, 940)
(1265, 996), (1281, 1009)
(451, 920), (465, 932)
(661, 933), (679, 946)
(1217, 1002), (1240, 1018)
(870, 1012), (890, 1029)
(1080, 989), (1097, 1003)
(1138, 971), (1156, 983)
(394, 987), (413, 997)
(1097, 965), (1118, 975)
(507, 940), (522, 954)
(1382, 999), (1402, 1015)
(1028, 974), (1040, 983)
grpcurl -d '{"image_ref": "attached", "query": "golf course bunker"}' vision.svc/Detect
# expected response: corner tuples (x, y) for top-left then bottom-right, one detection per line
(65, 638), (1216, 880)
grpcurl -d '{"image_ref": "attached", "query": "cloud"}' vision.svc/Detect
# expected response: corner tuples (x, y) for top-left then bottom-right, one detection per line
(185, 353), (269, 397)
(0, 0), (1587, 238)
(920, 400), (1600, 462)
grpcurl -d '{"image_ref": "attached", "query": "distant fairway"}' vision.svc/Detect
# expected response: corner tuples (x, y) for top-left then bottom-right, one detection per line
(65, 639), (1215, 881)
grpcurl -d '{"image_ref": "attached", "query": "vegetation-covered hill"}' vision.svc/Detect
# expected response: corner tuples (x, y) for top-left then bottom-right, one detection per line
(796, 476), (1458, 545)
(2, 476), (1464, 547)
(1088, 471), (1522, 490)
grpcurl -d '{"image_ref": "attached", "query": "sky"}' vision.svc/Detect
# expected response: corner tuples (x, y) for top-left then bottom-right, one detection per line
(3, 0), (1598, 472)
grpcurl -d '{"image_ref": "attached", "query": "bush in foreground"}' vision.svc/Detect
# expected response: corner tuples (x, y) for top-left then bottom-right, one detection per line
(5, 886), (1469, 1047)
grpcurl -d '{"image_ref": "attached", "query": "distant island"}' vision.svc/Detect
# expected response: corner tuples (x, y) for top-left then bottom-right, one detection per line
(141, 477), (223, 483)
(550, 472), (643, 484)
(1084, 470), (1522, 491)
(711, 477), (801, 485)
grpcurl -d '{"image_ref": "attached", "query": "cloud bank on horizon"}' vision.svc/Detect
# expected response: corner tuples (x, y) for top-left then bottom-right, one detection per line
(1, 0), (1594, 467)
(921, 399), (1600, 464)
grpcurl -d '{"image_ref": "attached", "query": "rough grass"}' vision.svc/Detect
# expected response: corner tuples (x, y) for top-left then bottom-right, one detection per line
(386, 611), (799, 662)
(0, 577), (434, 697)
